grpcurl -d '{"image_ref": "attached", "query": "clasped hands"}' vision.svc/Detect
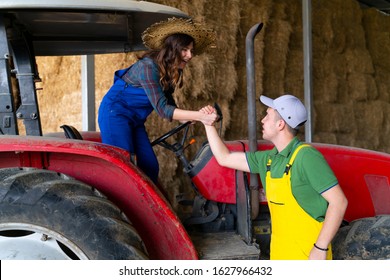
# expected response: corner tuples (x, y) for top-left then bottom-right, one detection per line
(199, 105), (219, 126)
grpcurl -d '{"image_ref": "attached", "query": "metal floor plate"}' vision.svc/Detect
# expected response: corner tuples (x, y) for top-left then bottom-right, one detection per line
(190, 231), (260, 260)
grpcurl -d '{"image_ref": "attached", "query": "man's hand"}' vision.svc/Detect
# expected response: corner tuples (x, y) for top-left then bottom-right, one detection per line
(309, 245), (328, 260)
(199, 105), (218, 126)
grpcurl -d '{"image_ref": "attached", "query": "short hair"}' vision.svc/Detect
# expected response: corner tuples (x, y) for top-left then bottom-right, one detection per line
(274, 110), (299, 136)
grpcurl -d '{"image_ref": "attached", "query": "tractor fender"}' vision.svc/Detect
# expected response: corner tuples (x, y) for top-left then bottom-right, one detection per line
(0, 135), (198, 260)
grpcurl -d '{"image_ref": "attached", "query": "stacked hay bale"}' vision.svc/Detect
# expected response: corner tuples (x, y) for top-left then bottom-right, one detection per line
(35, 0), (390, 206)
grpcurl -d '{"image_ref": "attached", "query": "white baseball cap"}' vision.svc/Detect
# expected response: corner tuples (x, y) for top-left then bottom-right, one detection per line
(260, 94), (307, 129)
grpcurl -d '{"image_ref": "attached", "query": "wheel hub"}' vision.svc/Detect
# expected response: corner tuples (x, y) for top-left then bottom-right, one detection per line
(0, 223), (88, 260)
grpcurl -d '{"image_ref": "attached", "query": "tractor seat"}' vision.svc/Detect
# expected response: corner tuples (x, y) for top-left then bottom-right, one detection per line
(60, 125), (83, 140)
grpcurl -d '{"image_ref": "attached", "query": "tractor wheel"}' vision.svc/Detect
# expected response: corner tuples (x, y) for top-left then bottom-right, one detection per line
(332, 215), (390, 260)
(0, 168), (148, 260)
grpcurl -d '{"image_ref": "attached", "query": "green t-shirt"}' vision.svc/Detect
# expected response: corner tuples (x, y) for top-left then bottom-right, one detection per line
(245, 137), (338, 222)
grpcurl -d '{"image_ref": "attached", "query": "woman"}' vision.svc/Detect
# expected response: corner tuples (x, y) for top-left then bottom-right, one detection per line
(98, 17), (217, 184)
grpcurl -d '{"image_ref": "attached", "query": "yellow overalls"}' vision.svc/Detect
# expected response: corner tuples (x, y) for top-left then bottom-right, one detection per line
(266, 144), (332, 260)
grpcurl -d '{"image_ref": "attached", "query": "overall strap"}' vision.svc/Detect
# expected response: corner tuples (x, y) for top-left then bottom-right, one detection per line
(284, 144), (310, 175)
(266, 158), (272, 172)
(114, 67), (131, 83)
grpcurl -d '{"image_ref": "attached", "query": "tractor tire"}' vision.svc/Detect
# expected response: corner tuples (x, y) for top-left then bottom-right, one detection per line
(0, 167), (148, 260)
(332, 215), (390, 260)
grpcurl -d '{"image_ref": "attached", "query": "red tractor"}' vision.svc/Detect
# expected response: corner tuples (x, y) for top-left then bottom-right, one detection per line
(0, 0), (389, 260)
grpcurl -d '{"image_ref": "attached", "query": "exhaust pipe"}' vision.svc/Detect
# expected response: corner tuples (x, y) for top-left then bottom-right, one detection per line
(246, 22), (263, 220)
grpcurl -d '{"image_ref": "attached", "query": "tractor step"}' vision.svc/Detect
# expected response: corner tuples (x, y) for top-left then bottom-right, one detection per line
(190, 231), (260, 260)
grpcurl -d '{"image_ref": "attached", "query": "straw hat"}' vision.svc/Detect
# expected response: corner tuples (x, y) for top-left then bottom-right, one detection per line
(142, 17), (216, 55)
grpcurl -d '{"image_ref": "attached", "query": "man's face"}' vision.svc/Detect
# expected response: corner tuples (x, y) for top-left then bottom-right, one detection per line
(261, 107), (282, 141)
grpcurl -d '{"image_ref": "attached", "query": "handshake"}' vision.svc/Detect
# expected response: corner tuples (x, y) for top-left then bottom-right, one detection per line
(199, 104), (222, 126)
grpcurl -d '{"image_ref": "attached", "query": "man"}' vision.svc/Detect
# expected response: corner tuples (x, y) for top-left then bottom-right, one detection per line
(203, 94), (348, 260)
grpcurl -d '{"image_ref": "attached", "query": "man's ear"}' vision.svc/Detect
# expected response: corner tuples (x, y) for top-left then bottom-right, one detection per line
(277, 119), (286, 131)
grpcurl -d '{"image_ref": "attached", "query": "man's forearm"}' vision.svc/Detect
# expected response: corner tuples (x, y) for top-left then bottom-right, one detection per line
(316, 186), (348, 248)
(204, 125), (231, 163)
(204, 125), (250, 172)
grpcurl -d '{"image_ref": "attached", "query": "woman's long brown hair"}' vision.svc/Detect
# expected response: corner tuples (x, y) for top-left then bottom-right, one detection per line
(142, 33), (194, 92)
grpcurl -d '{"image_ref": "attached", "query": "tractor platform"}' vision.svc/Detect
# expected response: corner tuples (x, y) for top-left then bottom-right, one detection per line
(190, 231), (260, 260)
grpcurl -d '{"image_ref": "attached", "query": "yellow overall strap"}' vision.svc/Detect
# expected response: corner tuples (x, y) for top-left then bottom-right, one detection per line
(285, 144), (310, 174)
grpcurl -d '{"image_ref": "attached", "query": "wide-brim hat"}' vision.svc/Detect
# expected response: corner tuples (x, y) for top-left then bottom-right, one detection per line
(142, 17), (216, 55)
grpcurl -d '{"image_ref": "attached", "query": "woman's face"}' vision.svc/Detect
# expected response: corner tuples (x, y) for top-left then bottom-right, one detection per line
(178, 41), (194, 69)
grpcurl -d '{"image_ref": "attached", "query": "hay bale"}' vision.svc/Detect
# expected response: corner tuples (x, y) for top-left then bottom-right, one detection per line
(362, 8), (390, 109)
(345, 49), (374, 74)
(313, 72), (340, 103)
(36, 56), (81, 132)
(33, 0), (390, 208)
(347, 73), (378, 101)
(314, 102), (356, 134)
(313, 132), (337, 144)
(354, 100), (384, 149)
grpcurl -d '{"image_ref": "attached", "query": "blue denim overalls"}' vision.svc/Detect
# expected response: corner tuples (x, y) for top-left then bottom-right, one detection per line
(98, 67), (159, 183)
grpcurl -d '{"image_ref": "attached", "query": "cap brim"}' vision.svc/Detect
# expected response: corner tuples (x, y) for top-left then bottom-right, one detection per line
(259, 95), (275, 108)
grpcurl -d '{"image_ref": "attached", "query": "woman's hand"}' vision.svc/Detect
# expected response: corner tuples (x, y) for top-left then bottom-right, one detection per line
(172, 106), (217, 126)
(199, 105), (218, 126)
(199, 105), (216, 115)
